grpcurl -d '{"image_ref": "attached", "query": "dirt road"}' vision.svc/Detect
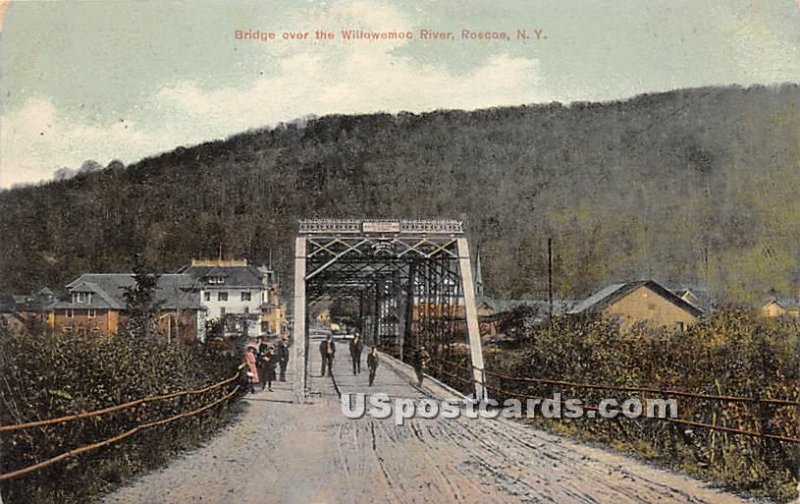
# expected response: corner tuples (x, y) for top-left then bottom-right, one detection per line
(103, 338), (747, 503)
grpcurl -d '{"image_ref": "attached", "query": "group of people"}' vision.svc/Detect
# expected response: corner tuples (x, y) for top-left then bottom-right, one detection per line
(244, 332), (429, 393)
(319, 334), (381, 386)
(243, 335), (291, 394)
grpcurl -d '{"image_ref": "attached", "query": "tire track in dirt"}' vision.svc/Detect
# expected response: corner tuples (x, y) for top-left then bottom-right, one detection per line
(335, 422), (358, 504)
(406, 420), (470, 502)
(454, 419), (622, 502)
(336, 356), (476, 503)
(438, 410), (692, 504)
(480, 417), (728, 503)
(101, 341), (749, 504)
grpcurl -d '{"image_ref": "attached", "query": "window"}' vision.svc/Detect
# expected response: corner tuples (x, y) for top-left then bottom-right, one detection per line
(66, 309), (74, 318)
(88, 309), (97, 319)
(218, 292), (228, 302)
(204, 292), (211, 301)
(63, 326), (73, 333)
(220, 307), (226, 317)
(241, 292), (251, 302)
(72, 292), (92, 303)
(208, 276), (225, 285)
(244, 307), (250, 314)
(677, 322), (685, 331)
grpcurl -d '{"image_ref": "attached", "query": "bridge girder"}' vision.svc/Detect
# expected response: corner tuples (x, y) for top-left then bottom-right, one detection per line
(292, 219), (486, 403)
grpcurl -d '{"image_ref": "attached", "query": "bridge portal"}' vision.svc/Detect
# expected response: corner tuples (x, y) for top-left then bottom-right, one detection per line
(291, 219), (486, 402)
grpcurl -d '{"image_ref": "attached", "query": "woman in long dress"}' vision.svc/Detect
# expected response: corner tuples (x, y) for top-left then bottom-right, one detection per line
(244, 346), (260, 394)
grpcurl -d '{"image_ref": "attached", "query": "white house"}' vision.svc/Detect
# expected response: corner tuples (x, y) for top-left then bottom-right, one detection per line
(178, 259), (269, 337)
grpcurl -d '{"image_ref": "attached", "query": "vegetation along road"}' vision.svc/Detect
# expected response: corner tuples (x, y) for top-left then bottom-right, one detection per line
(102, 337), (745, 504)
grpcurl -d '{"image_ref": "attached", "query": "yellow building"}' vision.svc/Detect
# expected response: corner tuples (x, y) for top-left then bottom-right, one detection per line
(568, 280), (703, 331)
(760, 300), (786, 318)
(315, 308), (331, 325)
(260, 287), (287, 336)
(759, 298), (800, 319)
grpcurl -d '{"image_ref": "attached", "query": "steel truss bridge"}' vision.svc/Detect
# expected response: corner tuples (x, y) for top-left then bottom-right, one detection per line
(291, 219), (486, 401)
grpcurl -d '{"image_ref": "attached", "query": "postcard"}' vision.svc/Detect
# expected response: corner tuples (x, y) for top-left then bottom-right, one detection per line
(1, 1), (799, 503)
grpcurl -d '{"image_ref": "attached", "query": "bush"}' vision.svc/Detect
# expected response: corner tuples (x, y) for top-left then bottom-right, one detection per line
(480, 309), (800, 502)
(0, 325), (241, 504)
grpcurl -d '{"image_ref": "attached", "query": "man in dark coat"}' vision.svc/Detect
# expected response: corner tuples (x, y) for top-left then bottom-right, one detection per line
(257, 335), (269, 356)
(415, 345), (430, 386)
(319, 335), (336, 377)
(259, 346), (277, 391)
(255, 336), (268, 388)
(276, 336), (290, 381)
(349, 334), (364, 375)
(367, 347), (379, 386)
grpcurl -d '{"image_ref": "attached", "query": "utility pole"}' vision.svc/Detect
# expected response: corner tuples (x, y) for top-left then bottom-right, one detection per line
(548, 237), (554, 320)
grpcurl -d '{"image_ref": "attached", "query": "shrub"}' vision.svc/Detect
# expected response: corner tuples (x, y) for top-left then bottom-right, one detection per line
(0, 325), (241, 504)
(479, 309), (800, 502)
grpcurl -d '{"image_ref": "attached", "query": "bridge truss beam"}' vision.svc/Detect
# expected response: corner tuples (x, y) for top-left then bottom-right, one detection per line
(292, 219), (487, 402)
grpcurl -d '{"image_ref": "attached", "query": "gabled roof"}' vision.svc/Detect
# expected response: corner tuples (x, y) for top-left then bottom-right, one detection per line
(671, 287), (713, 312)
(179, 264), (264, 288)
(67, 281), (124, 309)
(203, 266), (231, 278)
(568, 280), (704, 317)
(759, 296), (799, 310)
(36, 287), (55, 298)
(58, 273), (203, 311)
(7, 288), (58, 312)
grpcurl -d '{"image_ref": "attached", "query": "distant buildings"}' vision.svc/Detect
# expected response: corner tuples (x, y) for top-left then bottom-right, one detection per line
(568, 280), (704, 331)
(54, 273), (206, 342)
(758, 297), (800, 319)
(476, 296), (574, 337)
(10, 287), (57, 328)
(177, 259), (286, 338)
(0, 259), (287, 343)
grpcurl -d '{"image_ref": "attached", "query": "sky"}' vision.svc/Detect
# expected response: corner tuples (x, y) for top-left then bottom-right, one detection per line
(0, 0), (798, 188)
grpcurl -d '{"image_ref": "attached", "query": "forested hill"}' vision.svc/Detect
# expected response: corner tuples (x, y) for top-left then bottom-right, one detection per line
(1, 84), (799, 303)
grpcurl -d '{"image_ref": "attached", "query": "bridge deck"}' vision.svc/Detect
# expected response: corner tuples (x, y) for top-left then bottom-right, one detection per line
(103, 339), (745, 504)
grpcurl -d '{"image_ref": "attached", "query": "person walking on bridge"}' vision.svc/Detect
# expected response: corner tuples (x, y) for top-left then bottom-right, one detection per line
(349, 334), (364, 375)
(415, 345), (430, 387)
(256, 335), (268, 355)
(367, 346), (379, 386)
(319, 335), (336, 377)
(260, 345), (277, 392)
(276, 335), (290, 382)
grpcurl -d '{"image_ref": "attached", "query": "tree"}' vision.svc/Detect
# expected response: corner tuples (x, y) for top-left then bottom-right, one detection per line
(78, 160), (103, 174)
(122, 260), (162, 339)
(106, 159), (125, 171)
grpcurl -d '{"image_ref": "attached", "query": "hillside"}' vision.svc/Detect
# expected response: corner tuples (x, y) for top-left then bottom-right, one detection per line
(1, 84), (799, 303)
